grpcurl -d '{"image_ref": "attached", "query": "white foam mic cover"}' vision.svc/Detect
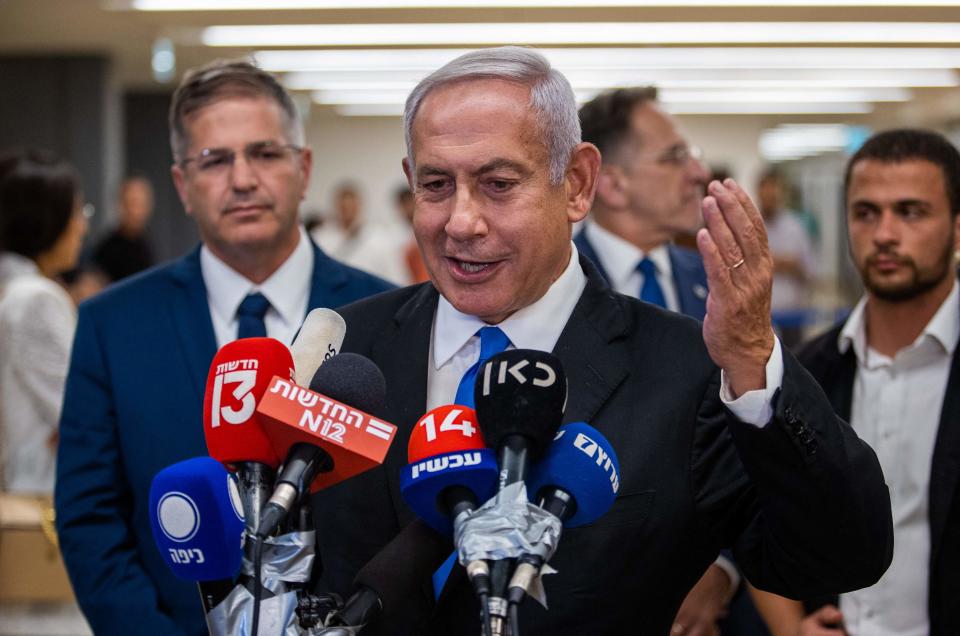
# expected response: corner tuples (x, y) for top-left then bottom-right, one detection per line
(291, 308), (347, 386)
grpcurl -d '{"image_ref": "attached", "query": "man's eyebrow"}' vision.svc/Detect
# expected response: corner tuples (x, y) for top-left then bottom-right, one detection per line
(414, 166), (450, 178)
(476, 158), (532, 177)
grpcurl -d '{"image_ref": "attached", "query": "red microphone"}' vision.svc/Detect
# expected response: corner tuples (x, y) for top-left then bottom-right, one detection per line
(203, 337), (295, 532)
(407, 405), (486, 463)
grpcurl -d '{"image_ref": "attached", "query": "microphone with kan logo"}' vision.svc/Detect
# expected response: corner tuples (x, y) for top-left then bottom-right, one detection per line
(471, 349), (567, 636)
(149, 456), (246, 629)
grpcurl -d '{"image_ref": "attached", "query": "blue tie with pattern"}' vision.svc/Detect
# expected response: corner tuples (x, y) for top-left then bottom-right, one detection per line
(236, 292), (271, 339)
(434, 326), (511, 598)
(637, 258), (667, 308)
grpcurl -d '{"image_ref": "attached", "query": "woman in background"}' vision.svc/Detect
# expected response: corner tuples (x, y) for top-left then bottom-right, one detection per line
(0, 150), (86, 493)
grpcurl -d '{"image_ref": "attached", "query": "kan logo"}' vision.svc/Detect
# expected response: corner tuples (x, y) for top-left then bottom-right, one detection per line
(480, 359), (557, 396)
(157, 491), (201, 543)
(410, 452), (483, 479)
(572, 433), (620, 493)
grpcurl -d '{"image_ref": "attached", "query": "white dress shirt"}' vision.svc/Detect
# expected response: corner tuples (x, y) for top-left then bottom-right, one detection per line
(0, 253), (76, 493)
(311, 221), (408, 286)
(201, 226), (313, 348)
(427, 241), (783, 425)
(837, 280), (958, 636)
(583, 221), (681, 312)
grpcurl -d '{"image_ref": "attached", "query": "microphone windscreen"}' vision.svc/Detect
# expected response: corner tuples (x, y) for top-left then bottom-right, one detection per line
(473, 349), (567, 457)
(407, 405), (485, 463)
(291, 308), (346, 387)
(149, 457), (245, 581)
(309, 352), (387, 417)
(401, 405), (498, 534)
(353, 519), (452, 618)
(203, 337), (294, 467)
(525, 422), (621, 527)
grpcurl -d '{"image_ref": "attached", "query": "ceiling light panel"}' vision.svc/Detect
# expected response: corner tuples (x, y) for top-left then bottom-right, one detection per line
(130, 0), (960, 9)
(204, 23), (960, 47)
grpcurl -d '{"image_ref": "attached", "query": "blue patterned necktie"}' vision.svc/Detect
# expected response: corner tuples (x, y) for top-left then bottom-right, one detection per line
(637, 257), (667, 309)
(236, 292), (271, 339)
(434, 325), (511, 598)
(454, 326), (512, 408)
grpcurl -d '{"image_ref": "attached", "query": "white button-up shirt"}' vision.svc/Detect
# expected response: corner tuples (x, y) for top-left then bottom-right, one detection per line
(837, 280), (958, 636)
(201, 226), (313, 348)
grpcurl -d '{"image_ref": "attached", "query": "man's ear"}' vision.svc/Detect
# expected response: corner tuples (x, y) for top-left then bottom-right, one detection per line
(298, 147), (314, 200)
(565, 142), (602, 224)
(402, 157), (414, 191)
(171, 163), (192, 216)
(595, 163), (629, 211)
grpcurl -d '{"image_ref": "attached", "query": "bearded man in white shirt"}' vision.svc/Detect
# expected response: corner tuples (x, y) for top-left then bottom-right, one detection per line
(753, 128), (960, 636)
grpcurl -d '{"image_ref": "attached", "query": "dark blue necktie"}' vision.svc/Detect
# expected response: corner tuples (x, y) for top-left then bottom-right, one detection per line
(454, 326), (512, 408)
(434, 326), (511, 598)
(236, 292), (271, 339)
(637, 258), (667, 308)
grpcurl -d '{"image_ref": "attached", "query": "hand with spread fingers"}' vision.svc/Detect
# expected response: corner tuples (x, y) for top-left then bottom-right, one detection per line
(695, 179), (776, 398)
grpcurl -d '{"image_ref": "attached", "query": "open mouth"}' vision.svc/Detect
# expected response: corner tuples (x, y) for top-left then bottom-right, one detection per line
(447, 257), (499, 278)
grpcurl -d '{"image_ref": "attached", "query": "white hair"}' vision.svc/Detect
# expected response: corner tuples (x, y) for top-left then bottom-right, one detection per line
(403, 46), (580, 185)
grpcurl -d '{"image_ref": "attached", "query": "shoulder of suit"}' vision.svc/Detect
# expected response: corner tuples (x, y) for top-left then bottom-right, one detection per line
(78, 258), (185, 318)
(336, 283), (427, 321)
(796, 323), (845, 369)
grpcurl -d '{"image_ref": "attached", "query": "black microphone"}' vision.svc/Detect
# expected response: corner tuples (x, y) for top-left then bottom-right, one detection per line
(472, 349), (567, 635)
(319, 519), (452, 633)
(257, 352), (388, 539)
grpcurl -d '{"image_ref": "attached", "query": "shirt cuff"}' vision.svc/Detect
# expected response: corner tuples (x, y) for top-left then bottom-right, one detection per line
(713, 555), (741, 604)
(719, 337), (783, 427)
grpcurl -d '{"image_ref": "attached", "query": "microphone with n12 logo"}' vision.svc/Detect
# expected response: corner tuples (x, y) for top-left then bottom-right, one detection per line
(400, 405), (498, 536)
(203, 337), (294, 535)
(149, 456), (246, 617)
(255, 352), (397, 539)
(508, 422), (621, 603)
(290, 308), (346, 387)
(472, 349), (567, 635)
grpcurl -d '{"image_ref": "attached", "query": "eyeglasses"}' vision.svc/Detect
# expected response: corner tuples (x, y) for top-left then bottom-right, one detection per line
(639, 144), (704, 167)
(179, 142), (303, 175)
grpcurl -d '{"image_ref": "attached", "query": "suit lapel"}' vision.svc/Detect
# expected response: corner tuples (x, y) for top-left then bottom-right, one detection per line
(929, 341), (960, 570)
(307, 240), (352, 309)
(167, 247), (218, 405)
(553, 256), (631, 425)
(668, 245), (708, 321)
(373, 284), (438, 523)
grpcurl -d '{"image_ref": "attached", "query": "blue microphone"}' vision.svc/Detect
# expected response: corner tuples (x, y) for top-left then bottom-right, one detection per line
(149, 457), (245, 613)
(507, 422), (621, 604)
(525, 422), (620, 527)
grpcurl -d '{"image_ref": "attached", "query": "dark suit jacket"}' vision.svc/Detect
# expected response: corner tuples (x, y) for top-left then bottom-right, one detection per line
(574, 228), (708, 320)
(315, 256), (893, 635)
(54, 243), (393, 636)
(799, 320), (960, 636)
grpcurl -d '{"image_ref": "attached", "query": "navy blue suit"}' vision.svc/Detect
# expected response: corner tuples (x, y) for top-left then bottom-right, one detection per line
(54, 243), (393, 636)
(574, 229), (708, 320)
(575, 229), (770, 636)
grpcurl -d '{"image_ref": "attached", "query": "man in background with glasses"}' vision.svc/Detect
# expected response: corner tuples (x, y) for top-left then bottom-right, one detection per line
(577, 87), (771, 636)
(54, 60), (392, 636)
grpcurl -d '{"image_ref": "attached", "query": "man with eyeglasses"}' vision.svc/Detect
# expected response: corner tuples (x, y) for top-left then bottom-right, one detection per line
(54, 60), (393, 636)
(577, 87), (771, 636)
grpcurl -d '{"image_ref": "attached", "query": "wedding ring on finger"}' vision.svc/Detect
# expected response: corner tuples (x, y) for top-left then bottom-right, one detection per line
(728, 258), (745, 271)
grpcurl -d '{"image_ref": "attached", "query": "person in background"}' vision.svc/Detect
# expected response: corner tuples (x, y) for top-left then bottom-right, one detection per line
(395, 185), (429, 283)
(0, 149), (87, 493)
(577, 85), (768, 636)
(311, 181), (409, 285)
(55, 59), (392, 636)
(92, 173), (155, 282)
(753, 129), (960, 636)
(757, 168), (816, 349)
